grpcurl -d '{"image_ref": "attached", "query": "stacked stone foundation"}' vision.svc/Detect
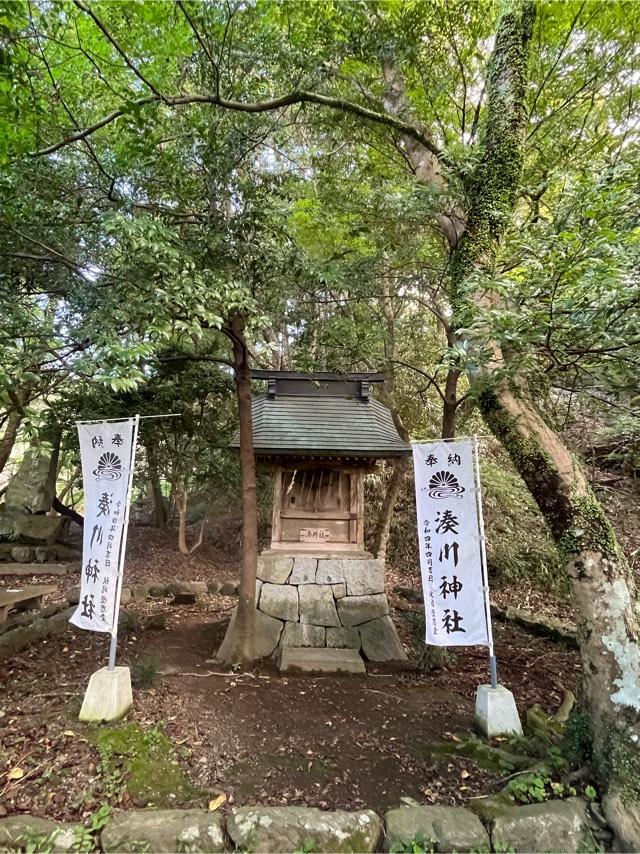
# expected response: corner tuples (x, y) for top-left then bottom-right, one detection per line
(254, 553), (406, 662)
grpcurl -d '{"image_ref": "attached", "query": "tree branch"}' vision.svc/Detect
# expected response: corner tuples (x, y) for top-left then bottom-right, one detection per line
(34, 89), (445, 163)
(73, 0), (168, 102)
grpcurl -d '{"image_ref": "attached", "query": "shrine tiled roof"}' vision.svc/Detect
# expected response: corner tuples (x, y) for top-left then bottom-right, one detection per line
(231, 393), (411, 459)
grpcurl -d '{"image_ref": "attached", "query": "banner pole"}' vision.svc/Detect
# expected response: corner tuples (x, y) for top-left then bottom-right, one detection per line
(473, 435), (498, 688)
(107, 413), (140, 672)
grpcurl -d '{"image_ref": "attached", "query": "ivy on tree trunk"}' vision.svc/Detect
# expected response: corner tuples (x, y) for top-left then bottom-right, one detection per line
(450, 0), (640, 838)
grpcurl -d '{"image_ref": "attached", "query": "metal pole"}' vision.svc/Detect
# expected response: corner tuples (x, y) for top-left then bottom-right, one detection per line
(77, 413), (180, 425)
(473, 435), (498, 689)
(107, 414), (140, 671)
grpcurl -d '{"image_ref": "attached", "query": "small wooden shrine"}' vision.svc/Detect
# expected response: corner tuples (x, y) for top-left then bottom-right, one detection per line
(243, 370), (411, 553)
(226, 370), (412, 666)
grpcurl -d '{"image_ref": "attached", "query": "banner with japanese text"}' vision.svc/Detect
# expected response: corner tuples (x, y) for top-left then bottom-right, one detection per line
(413, 439), (489, 647)
(70, 420), (136, 633)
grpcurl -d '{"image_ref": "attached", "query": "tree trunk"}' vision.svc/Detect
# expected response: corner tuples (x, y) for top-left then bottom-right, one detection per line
(217, 315), (257, 666)
(175, 484), (206, 555)
(373, 273), (411, 561)
(372, 457), (408, 560)
(146, 446), (167, 529)
(448, 2), (640, 839)
(479, 385), (640, 839)
(176, 483), (189, 554)
(0, 408), (22, 474)
(441, 369), (460, 439)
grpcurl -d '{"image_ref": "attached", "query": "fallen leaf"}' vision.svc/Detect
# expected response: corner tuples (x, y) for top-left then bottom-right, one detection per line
(208, 794), (226, 812)
(63, 730), (76, 737)
(460, 769), (470, 779)
(7, 768), (24, 780)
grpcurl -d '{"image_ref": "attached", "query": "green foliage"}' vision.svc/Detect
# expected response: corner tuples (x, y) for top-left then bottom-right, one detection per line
(293, 840), (317, 854)
(503, 770), (577, 805)
(389, 832), (436, 854)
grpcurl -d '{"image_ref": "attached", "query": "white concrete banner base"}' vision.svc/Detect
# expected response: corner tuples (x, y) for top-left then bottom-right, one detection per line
(474, 684), (523, 737)
(78, 666), (133, 722)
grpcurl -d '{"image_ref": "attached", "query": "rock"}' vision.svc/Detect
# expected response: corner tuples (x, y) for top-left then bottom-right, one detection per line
(0, 815), (81, 852)
(316, 559), (345, 585)
(257, 555), (294, 584)
(281, 622), (326, 647)
(260, 583), (299, 621)
(148, 584), (168, 598)
(220, 581), (238, 596)
(254, 608), (285, 658)
(101, 809), (226, 853)
(172, 592), (197, 605)
(299, 584), (340, 627)
(603, 792), (640, 852)
(120, 587), (132, 605)
(492, 798), (596, 853)
(0, 515), (65, 545)
(342, 559), (384, 596)
(331, 582), (347, 599)
(255, 578), (263, 604)
(131, 584), (149, 602)
(359, 616), (407, 662)
(384, 805), (488, 853)
(336, 594), (389, 627)
(280, 647), (365, 674)
(290, 557), (318, 585)
(10, 546), (36, 563)
(207, 580), (222, 594)
(68, 586), (80, 605)
(144, 613), (168, 630)
(5, 444), (57, 514)
(35, 546), (54, 563)
(227, 806), (381, 852)
(393, 586), (422, 603)
(168, 581), (208, 595)
(326, 626), (360, 648)
(216, 607), (283, 661)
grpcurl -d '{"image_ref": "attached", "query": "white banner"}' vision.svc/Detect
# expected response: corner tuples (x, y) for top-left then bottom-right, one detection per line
(413, 439), (489, 647)
(70, 419), (137, 633)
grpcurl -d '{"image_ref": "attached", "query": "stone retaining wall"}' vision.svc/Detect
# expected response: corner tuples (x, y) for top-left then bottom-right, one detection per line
(252, 554), (407, 662)
(0, 798), (612, 852)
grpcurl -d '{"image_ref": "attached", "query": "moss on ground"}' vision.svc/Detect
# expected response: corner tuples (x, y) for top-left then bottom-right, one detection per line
(91, 722), (205, 806)
(417, 734), (530, 773)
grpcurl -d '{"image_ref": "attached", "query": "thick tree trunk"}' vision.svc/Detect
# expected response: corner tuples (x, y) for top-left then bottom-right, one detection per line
(447, 2), (640, 841)
(0, 408), (22, 474)
(217, 315), (257, 666)
(479, 384), (640, 841)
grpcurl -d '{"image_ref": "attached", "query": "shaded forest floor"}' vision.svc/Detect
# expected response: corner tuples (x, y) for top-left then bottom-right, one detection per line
(0, 470), (637, 823)
(1, 531), (580, 823)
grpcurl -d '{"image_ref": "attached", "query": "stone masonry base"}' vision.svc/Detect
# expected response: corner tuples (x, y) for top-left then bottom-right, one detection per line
(253, 553), (407, 663)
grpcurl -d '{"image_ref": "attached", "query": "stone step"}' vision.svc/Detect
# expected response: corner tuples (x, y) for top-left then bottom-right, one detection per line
(0, 562), (79, 577)
(279, 647), (366, 674)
